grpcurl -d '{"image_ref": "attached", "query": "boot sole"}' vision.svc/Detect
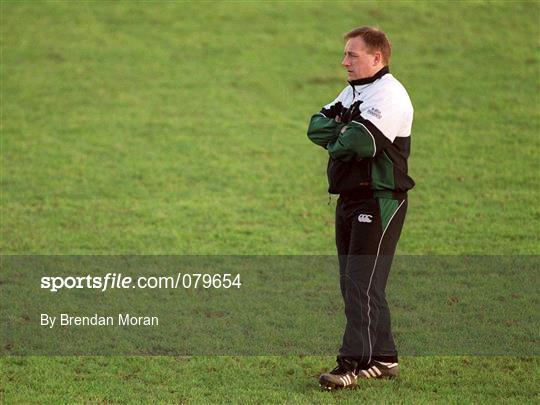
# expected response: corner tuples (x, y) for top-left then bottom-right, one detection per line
(319, 382), (357, 391)
(319, 374), (397, 391)
(318, 376), (357, 391)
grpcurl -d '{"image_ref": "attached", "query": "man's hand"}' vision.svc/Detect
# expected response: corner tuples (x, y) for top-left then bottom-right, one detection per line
(320, 102), (344, 120)
(340, 100), (362, 123)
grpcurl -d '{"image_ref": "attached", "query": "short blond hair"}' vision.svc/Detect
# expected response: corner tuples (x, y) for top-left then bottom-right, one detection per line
(344, 26), (392, 65)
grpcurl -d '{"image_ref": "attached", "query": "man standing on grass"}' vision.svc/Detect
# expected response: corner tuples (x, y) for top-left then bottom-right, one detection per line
(307, 26), (414, 390)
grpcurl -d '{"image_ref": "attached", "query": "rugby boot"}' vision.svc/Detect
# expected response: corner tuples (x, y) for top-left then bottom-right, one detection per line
(319, 358), (359, 391)
(356, 360), (399, 379)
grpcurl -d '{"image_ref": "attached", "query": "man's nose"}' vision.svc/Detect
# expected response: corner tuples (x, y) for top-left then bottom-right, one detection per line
(342, 57), (349, 67)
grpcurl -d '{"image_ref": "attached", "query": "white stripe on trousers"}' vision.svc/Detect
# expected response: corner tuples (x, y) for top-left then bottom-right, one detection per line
(365, 199), (406, 364)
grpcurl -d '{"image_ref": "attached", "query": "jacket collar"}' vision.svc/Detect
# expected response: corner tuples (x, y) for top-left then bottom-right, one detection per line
(348, 66), (389, 87)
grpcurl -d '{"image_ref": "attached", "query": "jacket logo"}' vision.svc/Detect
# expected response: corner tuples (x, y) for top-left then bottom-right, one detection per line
(357, 214), (373, 223)
(366, 107), (382, 119)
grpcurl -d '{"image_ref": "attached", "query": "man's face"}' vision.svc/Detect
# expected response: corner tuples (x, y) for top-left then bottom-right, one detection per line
(342, 37), (380, 81)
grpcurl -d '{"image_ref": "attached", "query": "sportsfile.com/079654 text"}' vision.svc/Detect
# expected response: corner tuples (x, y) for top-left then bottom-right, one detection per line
(40, 273), (242, 292)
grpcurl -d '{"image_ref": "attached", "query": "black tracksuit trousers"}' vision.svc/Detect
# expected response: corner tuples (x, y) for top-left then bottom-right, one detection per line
(335, 195), (407, 367)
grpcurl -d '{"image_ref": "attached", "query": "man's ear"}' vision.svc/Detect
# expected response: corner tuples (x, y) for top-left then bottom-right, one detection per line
(373, 51), (382, 66)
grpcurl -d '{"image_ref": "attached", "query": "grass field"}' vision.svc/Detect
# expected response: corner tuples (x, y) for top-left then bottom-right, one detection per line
(1, 0), (539, 403)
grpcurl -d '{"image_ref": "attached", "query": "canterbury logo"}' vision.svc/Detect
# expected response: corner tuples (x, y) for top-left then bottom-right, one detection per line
(366, 107), (382, 119)
(357, 214), (373, 223)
